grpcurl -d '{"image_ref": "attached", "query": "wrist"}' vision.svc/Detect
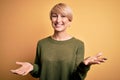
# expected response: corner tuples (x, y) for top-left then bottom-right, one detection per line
(29, 63), (34, 72)
(83, 60), (89, 66)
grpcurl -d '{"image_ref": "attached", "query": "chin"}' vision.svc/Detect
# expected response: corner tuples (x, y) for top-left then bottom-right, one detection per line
(54, 29), (63, 32)
(54, 28), (65, 32)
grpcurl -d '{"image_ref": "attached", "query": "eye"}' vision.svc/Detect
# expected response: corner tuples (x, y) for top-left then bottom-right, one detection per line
(52, 15), (57, 17)
(51, 14), (58, 17)
(61, 15), (66, 18)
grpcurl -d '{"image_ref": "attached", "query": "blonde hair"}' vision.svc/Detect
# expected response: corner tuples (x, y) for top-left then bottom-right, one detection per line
(50, 3), (73, 22)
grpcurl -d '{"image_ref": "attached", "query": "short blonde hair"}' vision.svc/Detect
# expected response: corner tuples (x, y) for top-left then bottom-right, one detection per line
(50, 3), (73, 22)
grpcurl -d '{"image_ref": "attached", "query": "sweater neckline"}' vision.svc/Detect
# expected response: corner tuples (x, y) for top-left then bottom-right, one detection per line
(48, 36), (75, 44)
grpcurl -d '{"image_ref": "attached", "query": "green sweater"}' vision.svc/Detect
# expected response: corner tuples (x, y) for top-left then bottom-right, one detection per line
(30, 36), (90, 80)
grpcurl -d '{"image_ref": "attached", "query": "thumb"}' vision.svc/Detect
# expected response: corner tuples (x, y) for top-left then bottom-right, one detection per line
(95, 52), (102, 58)
(16, 61), (24, 66)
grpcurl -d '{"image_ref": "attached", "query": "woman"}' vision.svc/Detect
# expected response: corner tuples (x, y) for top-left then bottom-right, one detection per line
(11, 3), (107, 80)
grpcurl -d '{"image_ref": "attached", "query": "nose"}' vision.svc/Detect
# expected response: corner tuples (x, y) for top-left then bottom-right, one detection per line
(56, 15), (62, 22)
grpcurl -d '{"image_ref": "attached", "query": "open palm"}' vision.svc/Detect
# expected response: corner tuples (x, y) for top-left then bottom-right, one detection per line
(84, 52), (107, 65)
(11, 62), (33, 76)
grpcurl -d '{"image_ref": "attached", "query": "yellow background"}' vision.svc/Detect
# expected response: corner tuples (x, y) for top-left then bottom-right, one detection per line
(0, 0), (120, 80)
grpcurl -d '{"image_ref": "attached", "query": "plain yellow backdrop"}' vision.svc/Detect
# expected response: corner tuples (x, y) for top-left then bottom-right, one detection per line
(0, 0), (120, 80)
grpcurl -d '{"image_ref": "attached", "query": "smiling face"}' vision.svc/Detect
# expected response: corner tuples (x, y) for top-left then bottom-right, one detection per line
(51, 13), (71, 32)
(50, 3), (73, 32)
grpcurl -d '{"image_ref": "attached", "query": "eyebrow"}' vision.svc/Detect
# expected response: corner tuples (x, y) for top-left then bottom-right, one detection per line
(51, 13), (57, 15)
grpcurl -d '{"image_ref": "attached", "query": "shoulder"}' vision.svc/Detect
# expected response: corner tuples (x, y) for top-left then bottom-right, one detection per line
(73, 37), (84, 46)
(37, 36), (51, 45)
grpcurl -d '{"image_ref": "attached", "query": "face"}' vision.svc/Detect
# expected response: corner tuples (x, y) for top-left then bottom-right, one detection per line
(51, 13), (71, 32)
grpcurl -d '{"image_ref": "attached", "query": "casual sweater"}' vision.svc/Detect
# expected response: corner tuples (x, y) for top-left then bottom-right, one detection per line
(30, 36), (90, 80)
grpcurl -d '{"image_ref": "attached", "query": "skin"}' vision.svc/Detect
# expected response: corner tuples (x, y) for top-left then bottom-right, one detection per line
(10, 13), (107, 76)
(50, 13), (72, 41)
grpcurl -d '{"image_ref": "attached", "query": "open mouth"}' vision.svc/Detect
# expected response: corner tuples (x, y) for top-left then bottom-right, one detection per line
(55, 23), (63, 27)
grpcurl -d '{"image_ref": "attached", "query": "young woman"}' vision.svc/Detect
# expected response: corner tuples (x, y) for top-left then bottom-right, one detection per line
(11, 3), (107, 80)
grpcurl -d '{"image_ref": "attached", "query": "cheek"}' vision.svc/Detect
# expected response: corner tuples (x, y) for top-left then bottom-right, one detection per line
(51, 19), (55, 24)
(64, 20), (70, 25)
(51, 18), (57, 22)
(51, 20), (56, 27)
(63, 18), (70, 23)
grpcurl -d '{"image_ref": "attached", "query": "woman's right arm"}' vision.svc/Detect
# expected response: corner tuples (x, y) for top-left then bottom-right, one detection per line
(11, 42), (41, 77)
(30, 42), (41, 78)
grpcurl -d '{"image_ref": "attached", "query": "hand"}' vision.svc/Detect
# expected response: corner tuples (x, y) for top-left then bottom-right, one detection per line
(83, 52), (107, 65)
(10, 62), (33, 76)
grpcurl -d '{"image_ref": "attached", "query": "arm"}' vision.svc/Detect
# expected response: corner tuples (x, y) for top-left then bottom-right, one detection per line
(71, 52), (107, 80)
(71, 42), (90, 80)
(30, 42), (41, 78)
(11, 42), (42, 77)
(10, 43), (41, 76)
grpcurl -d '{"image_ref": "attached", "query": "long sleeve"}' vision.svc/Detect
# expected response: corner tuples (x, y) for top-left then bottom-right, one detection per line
(71, 62), (90, 80)
(70, 42), (90, 80)
(30, 42), (41, 78)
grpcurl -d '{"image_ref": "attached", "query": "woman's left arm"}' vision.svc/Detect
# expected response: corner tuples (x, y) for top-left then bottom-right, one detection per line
(71, 42), (90, 80)
(71, 41), (107, 80)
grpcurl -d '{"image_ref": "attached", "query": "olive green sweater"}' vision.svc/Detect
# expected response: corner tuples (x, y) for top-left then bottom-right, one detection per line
(30, 36), (90, 80)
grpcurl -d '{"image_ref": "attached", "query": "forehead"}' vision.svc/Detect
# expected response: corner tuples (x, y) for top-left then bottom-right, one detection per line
(51, 13), (66, 16)
(51, 10), (69, 17)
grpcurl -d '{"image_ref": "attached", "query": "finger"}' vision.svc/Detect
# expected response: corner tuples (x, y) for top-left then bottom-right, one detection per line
(10, 70), (19, 75)
(11, 69), (20, 75)
(94, 58), (107, 64)
(10, 68), (20, 73)
(94, 52), (102, 58)
(11, 69), (25, 75)
(16, 62), (24, 66)
(11, 66), (25, 73)
(103, 58), (107, 60)
(99, 58), (107, 62)
(92, 60), (102, 64)
(88, 60), (100, 65)
(10, 70), (17, 73)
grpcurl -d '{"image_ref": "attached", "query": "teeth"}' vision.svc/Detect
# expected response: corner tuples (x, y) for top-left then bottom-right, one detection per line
(56, 24), (62, 25)
(56, 23), (62, 25)
(57, 24), (62, 25)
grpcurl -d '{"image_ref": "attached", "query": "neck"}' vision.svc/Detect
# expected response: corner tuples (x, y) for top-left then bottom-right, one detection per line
(51, 31), (72, 41)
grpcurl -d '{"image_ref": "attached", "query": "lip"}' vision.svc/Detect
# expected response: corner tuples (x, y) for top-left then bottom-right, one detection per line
(54, 23), (63, 27)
